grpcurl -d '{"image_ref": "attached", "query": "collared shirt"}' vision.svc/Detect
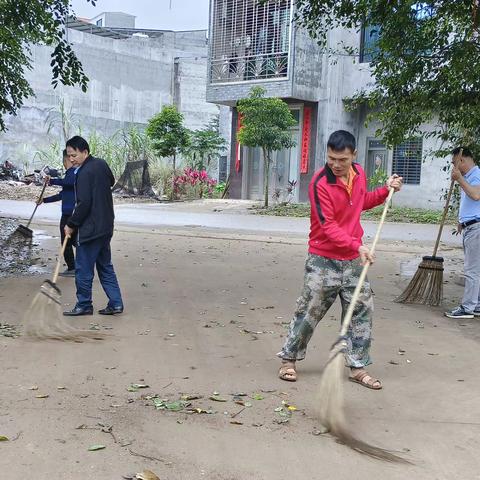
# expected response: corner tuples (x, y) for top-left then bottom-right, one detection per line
(459, 165), (480, 223)
(340, 166), (357, 198)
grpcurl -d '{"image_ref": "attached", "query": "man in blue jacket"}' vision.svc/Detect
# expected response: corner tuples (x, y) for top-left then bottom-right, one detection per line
(40, 149), (76, 276)
(63, 136), (124, 317)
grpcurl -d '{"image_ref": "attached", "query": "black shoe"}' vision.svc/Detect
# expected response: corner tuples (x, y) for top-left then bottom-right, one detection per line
(59, 269), (75, 277)
(63, 306), (93, 316)
(98, 305), (124, 315)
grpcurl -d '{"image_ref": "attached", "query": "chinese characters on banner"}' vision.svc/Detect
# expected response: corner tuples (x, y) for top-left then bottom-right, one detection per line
(235, 113), (243, 173)
(301, 107), (311, 174)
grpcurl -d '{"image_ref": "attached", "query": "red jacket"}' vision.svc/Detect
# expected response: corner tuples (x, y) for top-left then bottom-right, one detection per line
(308, 163), (389, 260)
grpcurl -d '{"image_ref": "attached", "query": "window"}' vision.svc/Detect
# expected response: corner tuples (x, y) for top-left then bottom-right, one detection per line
(360, 4), (433, 63)
(209, 0), (292, 84)
(392, 138), (422, 185)
(96, 19), (103, 27)
(359, 24), (380, 63)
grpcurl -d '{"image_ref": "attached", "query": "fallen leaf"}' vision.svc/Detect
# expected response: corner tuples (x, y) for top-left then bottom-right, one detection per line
(252, 393), (264, 401)
(210, 395), (228, 402)
(388, 360), (400, 365)
(35, 394), (49, 399)
(28, 386), (39, 391)
(180, 394), (202, 401)
(135, 470), (160, 480)
(287, 405), (297, 411)
(186, 408), (214, 414)
(230, 420), (243, 425)
(0, 436), (9, 441)
(312, 426), (329, 435)
(88, 444), (106, 451)
(127, 384), (149, 392)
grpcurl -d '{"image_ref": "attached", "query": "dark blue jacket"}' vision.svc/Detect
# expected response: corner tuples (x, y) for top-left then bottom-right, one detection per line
(67, 156), (115, 245)
(43, 167), (76, 216)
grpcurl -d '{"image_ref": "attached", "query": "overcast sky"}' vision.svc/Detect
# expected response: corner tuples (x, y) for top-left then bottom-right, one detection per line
(70, 0), (210, 31)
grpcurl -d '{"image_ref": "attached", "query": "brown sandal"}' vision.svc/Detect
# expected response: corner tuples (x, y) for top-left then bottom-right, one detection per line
(349, 369), (382, 390)
(279, 362), (297, 382)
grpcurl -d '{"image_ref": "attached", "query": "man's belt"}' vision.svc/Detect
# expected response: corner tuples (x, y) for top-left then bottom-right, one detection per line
(461, 218), (480, 228)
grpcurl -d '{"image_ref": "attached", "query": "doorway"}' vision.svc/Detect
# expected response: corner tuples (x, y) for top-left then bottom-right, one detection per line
(245, 109), (301, 202)
(365, 138), (388, 190)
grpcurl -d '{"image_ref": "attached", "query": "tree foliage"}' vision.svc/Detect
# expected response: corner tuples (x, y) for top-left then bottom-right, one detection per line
(0, 0), (95, 131)
(295, 1), (480, 158)
(183, 118), (227, 171)
(146, 105), (190, 200)
(146, 105), (190, 161)
(237, 87), (296, 207)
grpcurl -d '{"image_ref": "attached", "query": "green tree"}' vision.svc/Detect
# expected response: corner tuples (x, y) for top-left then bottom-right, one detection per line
(146, 105), (190, 200)
(237, 87), (296, 207)
(0, 0), (95, 131)
(184, 118), (227, 171)
(294, 1), (480, 157)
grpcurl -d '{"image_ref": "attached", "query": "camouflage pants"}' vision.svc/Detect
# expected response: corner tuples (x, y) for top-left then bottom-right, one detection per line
(278, 253), (373, 368)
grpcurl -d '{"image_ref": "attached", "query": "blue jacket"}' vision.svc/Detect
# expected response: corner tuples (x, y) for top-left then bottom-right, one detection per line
(43, 167), (76, 216)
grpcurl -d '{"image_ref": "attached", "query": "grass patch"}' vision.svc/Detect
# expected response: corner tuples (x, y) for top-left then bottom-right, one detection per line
(252, 203), (458, 225)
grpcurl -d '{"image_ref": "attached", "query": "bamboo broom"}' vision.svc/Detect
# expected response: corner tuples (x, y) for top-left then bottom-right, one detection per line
(23, 236), (105, 342)
(317, 187), (410, 463)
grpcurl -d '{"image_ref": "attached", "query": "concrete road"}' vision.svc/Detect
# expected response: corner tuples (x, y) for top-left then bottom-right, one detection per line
(0, 222), (477, 480)
(0, 199), (462, 246)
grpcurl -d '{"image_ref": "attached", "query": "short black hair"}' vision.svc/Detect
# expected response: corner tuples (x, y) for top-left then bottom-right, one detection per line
(327, 130), (356, 153)
(452, 146), (473, 158)
(62, 149), (68, 157)
(66, 136), (90, 153)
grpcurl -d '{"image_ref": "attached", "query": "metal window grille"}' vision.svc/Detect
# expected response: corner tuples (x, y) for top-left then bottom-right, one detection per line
(392, 138), (423, 185)
(209, 0), (292, 83)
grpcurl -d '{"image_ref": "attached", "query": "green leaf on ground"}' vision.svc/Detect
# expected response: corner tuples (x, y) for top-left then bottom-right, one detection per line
(88, 444), (106, 451)
(127, 384), (149, 392)
(0, 436), (9, 441)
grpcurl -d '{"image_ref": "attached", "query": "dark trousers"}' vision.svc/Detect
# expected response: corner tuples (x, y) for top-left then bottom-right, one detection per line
(60, 214), (75, 271)
(75, 234), (123, 310)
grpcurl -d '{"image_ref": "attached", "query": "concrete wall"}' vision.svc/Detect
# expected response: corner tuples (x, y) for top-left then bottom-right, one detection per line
(92, 12), (136, 29)
(0, 28), (227, 173)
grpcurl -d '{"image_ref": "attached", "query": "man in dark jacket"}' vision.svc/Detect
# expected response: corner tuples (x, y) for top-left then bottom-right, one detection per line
(40, 149), (76, 276)
(63, 136), (124, 316)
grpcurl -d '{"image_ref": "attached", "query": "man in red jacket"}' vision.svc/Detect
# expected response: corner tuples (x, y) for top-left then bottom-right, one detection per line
(277, 130), (403, 389)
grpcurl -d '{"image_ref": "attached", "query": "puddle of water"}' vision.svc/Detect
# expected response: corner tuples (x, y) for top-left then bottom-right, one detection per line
(399, 257), (422, 278)
(32, 230), (56, 241)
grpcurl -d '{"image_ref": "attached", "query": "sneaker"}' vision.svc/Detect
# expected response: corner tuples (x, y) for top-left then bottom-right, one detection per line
(474, 309), (480, 317)
(59, 269), (75, 277)
(444, 306), (474, 319)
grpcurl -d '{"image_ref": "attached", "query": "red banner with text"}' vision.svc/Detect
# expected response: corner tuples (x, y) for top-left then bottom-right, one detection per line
(301, 107), (311, 174)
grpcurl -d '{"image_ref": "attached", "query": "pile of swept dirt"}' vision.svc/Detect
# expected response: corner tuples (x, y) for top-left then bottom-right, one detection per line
(0, 217), (48, 278)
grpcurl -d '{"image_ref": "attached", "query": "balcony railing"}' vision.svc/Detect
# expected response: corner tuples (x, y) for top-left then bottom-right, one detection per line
(210, 51), (288, 83)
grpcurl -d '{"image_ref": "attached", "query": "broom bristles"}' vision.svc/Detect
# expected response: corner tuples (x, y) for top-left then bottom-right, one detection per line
(395, 256), (444, 306)
(22, 289), (105, 342)
(317, 342), (411, 464)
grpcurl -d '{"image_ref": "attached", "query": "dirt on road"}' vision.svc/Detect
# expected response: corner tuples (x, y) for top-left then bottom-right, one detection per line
(0, 222), (478, 480)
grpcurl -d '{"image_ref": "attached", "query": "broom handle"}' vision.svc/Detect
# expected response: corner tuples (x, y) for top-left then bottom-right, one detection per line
(26, 178), (49, 228)
(432, 179), (455, 258)
(52, 235), (71, 284)
(339, 188), (395, 338)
